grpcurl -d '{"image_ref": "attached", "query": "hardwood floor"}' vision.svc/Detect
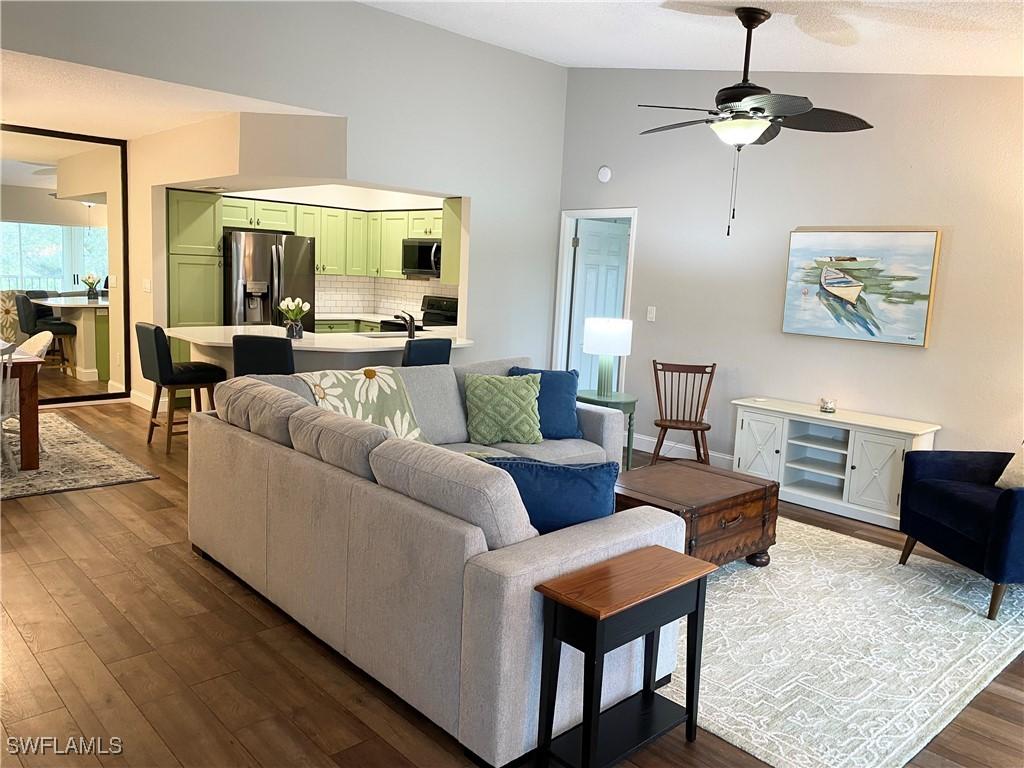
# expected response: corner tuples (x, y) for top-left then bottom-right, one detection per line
(1, 404), (1021, 768)
(37, 368), (112, 401)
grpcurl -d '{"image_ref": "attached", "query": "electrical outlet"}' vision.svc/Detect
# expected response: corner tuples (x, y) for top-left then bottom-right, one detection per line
(646, 306), (656, 322)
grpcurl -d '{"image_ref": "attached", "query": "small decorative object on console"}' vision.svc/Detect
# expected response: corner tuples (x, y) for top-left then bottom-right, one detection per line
(279, 296), (310, 339)
(819, 397), (837, 413)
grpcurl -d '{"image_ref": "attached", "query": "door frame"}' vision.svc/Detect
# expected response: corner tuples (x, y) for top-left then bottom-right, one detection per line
(551, 207), (638, 388)
(0, 123), (131, 405)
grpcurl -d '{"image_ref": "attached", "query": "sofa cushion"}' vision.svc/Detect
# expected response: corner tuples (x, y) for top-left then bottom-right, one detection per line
(509, 366), (583, 440)
(453, 356), (531, 404)
(441, 443), (517, 458)
(288, 406), (391, 481)
(214, 377), (312, 446)
(247, 374), (315, 403)
(466, 373), (542, 446)
(493, 438), (608, 465)
(996, 443), (1024, 489)
(395, 364), (469, 444)
(370, 438), (538, 549)
(905, 479), (1004, 543)
(483, 457), (618, 534)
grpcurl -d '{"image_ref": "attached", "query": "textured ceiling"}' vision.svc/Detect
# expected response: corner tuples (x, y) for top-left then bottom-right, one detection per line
(366, 1), (1023, 76)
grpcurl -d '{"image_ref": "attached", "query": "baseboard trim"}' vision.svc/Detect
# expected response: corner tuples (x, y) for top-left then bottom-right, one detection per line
(632, 432), (735, 470)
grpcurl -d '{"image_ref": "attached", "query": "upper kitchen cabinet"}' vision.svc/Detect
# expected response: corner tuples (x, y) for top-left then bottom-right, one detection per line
(294, 205), (321, 241)
(346, 210), (368, 276)
(222, 197), (256, 229)
(440, 198), (462, 286)
(367, 212), (382, 277)
(167, 190), (223, 257)
(253, 200), (296, 232)
(379, 212), (409, 280)
(408, 210), (443, 238)
(319, 208), (347, 275)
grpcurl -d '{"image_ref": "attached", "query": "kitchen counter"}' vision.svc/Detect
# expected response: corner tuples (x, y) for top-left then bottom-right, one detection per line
(166, 324), (473, 374)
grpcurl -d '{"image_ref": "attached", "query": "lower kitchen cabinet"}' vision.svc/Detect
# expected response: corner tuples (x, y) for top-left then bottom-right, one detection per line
(168, 252), (224, 361)
(379, 212), (408, 280)
(346, 211), (368, 276)
(357, 321), (380, 333)
(315, 320), (357, 333)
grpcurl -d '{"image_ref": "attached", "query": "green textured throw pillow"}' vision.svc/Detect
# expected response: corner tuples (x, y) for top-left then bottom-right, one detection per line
(465, 373), (543, 445)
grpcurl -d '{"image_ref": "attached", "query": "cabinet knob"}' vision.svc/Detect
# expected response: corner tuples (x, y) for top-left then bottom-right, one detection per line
(249, 218), (254, 225)
(217, 241), (222, 252)
(774, 449), (780, 454)
(256, 218), (261, 226)
(851, 465), (857, 471)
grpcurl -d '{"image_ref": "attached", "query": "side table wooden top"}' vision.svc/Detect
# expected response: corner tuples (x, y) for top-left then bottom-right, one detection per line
(535, 545), (717, 620)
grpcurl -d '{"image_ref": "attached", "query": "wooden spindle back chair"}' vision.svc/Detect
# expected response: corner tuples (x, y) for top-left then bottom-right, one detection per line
(651, 361), (717, 464)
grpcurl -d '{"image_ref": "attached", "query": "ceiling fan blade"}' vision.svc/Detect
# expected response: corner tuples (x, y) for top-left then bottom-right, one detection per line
(739, 93), (813, 117)
(638, 104), (719, 115)
(640, 119), (712, 136)
(782, 107), (872, 132)
(751, 122), (781, 145)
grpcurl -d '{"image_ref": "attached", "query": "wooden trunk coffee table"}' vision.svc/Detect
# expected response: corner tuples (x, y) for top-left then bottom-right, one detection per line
(615, 461), (778, 567)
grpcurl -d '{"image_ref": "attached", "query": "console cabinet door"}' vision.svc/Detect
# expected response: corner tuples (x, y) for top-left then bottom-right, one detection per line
(848, 431), (905, 512)
(735, 411), (784, 480)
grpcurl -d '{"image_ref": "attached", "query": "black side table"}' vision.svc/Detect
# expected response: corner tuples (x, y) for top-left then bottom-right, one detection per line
(534, 545), (717, 768)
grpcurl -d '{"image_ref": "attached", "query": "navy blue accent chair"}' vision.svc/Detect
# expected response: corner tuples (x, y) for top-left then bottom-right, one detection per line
(402, 337), (452, 367)
(899, 450), (1022, 619)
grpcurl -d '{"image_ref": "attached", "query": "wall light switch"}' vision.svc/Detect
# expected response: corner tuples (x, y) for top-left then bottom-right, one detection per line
(108, 275), (118, 288)
(646, 306), (656, 322)
(142, 279), (152, 294)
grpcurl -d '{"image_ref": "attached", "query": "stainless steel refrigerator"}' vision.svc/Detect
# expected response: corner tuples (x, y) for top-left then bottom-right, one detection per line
(224, 231), (315, 332)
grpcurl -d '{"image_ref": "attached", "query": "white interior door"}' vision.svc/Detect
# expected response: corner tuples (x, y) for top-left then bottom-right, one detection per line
(567, 219), (630, 389)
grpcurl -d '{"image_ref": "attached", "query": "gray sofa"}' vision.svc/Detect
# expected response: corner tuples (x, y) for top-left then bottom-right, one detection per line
(188, 357), (686, 767)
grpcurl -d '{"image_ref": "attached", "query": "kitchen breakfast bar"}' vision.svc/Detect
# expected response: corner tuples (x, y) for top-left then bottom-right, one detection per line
(165, 325), (474, 376)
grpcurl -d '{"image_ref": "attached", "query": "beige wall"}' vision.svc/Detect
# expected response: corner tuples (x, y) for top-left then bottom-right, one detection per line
(1, 184), (106, 227)
(561, 69), (1023, 454)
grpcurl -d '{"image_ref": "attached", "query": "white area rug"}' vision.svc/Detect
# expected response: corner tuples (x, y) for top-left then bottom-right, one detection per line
(662, 517), (1024, 768)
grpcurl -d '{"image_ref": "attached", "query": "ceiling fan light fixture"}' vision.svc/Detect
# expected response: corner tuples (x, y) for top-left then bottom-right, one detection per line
(710, 117), (771, 146)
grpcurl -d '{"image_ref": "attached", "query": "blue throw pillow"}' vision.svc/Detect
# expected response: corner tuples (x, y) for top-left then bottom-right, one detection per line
(483, 457), (619, 534)
(508, 366), (583, 440)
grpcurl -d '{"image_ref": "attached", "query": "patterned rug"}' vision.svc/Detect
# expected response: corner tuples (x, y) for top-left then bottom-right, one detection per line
(1, 413), (157, 499)
(662, 517), (1024, 768)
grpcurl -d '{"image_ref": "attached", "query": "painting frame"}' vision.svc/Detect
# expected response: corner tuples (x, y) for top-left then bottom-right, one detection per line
(782, 227), (941, 348)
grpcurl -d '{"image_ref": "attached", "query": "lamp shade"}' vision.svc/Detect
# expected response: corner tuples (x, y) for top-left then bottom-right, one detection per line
(583, 317), (632, 356)
(710, 117), (770, 146)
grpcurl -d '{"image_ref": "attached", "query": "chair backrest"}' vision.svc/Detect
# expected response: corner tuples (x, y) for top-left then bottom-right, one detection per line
(18, 331), (53, 360)
(652, 361), (717, 423)
(23, 291), (55, 321)
(402, 337), (453, 367)
(232, 335), (296, 377)
(14, 294), (39, 334)
(135, 322), (175, 385)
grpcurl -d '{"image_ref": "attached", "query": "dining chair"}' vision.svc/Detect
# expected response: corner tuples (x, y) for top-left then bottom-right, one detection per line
(232, 335), (296, 376)
(401, 338), (453, 366)
(15, 293), (77, 377)
(651, 361), (717, 465)
(136, 323), (227, 454)
(1, 345), (17, 473)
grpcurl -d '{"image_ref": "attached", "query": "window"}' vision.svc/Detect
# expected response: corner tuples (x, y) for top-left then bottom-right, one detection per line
(0, 222), (108, 291)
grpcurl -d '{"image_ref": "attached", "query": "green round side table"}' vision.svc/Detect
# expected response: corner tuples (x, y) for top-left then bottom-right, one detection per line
(576, 389), (638, 470)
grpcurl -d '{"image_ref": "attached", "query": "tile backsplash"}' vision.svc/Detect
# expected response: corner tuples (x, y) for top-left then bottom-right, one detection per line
(316, 275), (457, 317)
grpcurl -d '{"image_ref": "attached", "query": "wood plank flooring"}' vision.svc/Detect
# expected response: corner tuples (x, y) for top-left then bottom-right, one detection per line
(37, 368), (111, 401)
(1, 403), (1020, 768)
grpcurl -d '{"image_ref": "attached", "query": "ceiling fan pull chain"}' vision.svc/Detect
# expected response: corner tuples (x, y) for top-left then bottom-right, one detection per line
(726, 146), (740, 236)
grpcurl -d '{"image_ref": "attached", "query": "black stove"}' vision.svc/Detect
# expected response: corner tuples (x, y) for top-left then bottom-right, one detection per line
(421, 295), (458, 327)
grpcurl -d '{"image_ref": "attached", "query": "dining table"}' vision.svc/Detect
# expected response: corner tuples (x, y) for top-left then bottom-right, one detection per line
(2, 343), (43, 470)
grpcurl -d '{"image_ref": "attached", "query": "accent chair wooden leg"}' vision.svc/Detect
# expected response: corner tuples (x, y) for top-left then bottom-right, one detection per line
(700, 431), (711, 465)
(147, 385), (162, 444)
(988, 583), (1007, 620)
(165, 387), (176, 455)
(898, 536), (917, 565)
(651, 428), (668, 465)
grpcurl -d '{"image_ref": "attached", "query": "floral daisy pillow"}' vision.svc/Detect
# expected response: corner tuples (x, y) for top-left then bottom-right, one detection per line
(296, 367), (427, 442)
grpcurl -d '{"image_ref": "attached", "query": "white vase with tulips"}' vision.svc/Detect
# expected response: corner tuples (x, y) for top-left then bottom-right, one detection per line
(279, 297), (310, 339)
(82, 273), (101, 300)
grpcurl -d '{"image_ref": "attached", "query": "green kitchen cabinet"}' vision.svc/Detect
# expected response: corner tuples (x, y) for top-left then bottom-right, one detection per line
(315, 320), (357, 333)
(319, 209), (347, 275)
(367, 212), (382, 277)
(440, 197), (462, 286)
(295, 205), (321, 240)
(168, 253), (224, 338)
(346, 211), (368, 276)
(357, 321), (381, 333)
(167, 190), (223, 257)
(222, 197), (256, 229)
(254, 200), (295, 232)
(408, 210), (443, 238)
(379, 212), (409, 280)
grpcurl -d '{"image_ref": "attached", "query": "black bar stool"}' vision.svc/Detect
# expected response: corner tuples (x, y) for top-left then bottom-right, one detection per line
(232, 335), (296, 376)
(401, 337), (452, 367)
(135, 323), (226, 454)
(16, 293), (77, 377)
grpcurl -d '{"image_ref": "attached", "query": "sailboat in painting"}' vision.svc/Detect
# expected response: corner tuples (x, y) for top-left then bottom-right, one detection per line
(819, 267), (864, 304)
(813, 256), (880, 270)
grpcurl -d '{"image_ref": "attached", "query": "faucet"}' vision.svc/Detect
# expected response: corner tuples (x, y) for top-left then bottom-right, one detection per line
(394, 311), (416, 339)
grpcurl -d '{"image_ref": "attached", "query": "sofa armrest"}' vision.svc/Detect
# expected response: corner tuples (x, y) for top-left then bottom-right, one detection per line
(459, 507), (685, 767)
(576, 402), (624, 464)
(985, 488), (1024, 584)
(904, 450), (1013, 487)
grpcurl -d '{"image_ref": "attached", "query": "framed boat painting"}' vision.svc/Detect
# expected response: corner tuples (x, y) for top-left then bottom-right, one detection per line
(782, 229), (941, 347)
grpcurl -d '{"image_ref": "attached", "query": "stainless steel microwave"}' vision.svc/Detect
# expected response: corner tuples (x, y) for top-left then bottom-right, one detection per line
(402, 238), (441, 277)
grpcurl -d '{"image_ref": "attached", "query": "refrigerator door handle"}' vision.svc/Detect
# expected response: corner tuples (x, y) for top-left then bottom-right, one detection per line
(271, 244), (283, 324)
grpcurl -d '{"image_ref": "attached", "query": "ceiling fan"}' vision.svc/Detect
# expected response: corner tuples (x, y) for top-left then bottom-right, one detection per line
(639, 7), (872, 234)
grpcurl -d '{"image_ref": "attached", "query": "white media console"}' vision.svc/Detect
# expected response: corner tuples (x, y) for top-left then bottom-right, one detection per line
(731, 398), (941, 529)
